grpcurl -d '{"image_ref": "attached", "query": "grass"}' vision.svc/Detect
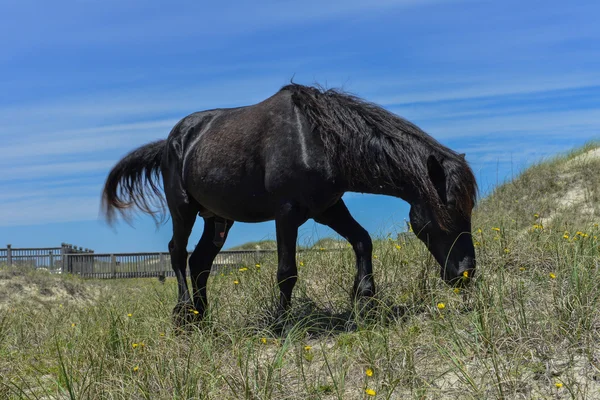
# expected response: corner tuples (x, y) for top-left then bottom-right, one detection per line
(2, 144), (600, 399)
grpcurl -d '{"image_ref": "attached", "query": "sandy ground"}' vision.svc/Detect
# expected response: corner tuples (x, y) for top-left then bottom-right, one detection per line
(0, 266), (99, 309)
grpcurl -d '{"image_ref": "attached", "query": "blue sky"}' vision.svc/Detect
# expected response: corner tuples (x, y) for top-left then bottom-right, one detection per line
(1, 0), (599, 253)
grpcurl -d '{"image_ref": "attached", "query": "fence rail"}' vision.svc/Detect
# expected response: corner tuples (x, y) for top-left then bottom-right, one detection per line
(0, 244), (282, 279)
(0, 243), (93, 272)
(64, 249), (279, 278)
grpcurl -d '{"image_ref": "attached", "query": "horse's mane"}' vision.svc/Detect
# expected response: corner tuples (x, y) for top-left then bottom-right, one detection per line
(282, 83), (477, 230)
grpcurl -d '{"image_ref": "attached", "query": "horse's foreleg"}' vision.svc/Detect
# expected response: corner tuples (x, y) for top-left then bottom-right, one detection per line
(275, 203), (308, 314)
(189, 217), (233, 321)
(315, 200), (375, 302)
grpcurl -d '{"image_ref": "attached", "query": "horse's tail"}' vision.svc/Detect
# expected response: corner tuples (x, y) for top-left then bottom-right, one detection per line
(101, 140), (167, 225)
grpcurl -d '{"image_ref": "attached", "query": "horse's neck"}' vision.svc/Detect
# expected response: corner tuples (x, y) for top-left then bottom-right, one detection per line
(346, 176), (419, 205)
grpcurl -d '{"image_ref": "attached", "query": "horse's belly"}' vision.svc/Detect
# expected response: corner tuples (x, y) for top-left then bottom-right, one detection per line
(189, 182), (279, 222)
(184, 155), (343, 222)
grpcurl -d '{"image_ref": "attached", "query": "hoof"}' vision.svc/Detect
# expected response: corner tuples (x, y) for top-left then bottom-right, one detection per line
(172, 303), (203, 329)
(351, 295), (378, 323)
(270, 306), (293, 334)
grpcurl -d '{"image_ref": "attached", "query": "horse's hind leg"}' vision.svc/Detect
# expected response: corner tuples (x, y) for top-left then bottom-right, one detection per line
(188, 217), (234, 321)
(168, 203), (198, 326)
(315, 200), (375, 302)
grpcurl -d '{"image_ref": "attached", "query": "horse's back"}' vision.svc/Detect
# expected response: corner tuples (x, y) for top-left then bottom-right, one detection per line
(164, 90), (341, 221)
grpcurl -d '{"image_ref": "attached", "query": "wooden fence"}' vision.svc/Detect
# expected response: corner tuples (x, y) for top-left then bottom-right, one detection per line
(0, 243), (278, 279)
(0, 243), (93, 272)
(63, 249), (278, 278)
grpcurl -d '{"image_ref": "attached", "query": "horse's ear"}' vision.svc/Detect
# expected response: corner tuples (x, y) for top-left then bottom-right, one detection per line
(459, 153), (466, 160)
(427, 155), (447, 204)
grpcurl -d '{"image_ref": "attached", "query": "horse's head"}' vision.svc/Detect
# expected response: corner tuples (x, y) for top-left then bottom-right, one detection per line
(409, 154), (477, 285)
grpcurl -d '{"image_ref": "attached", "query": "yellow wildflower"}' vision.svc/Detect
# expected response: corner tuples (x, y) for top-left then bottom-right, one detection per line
(504, 248), (510, 254)
(437, 303), (445, 310)
(255, 263), (261, 268)
(474, 241), (480, 247)
(239, 267), (248, 272)
(365, 388), (376, 396)
(261, 337), (267, 344)
(304, 345), (312, 351)
(233, 280), (239, 285)
(492, 227), (500, 232)
(71, 323), (76, 328)
(549, 272), (556, 279)
(555, 382), (563, 389)
(395, 244), (401, 250)
(366, 368), (373, 377)
(534, 213), (539, 218)
(476, 228), (482, 234)
(519, 267), (526, 271)
(563, 234), (569, 239)
(193, 310), (199, 315)
(133, 366), (139, 372)
(453, 288), (460, 294)
(132, 343), (138, 349)
(159, 332), (165, 337)
(462, 270), (469, 278)
(373, 255), (378, 259)
(319, 247), (325, 251)
(299, 261), (304, 267)
(127, 313), (132, 317)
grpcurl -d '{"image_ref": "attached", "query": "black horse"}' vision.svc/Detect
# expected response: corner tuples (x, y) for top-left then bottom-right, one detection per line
(102, 84), (477, 324)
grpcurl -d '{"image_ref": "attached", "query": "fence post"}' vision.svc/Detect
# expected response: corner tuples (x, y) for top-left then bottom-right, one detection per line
(111, 254), (117, 279)
(49, 250), (54, 270)
(158, 253), (166, 283)
(6, 244), (12, 266)
(65, 243), (72, 274)
(60, 243), (66, 273)
(60, 244), (65, 273)
(67, 244), (74, 274)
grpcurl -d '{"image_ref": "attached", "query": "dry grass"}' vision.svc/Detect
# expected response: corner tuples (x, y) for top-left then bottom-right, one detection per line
(2, 143), (600, 399)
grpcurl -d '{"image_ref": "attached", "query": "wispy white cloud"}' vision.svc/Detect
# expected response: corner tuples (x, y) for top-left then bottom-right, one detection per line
(374, 73), (600, 106)
(0, 196), (101, 227)
(423, 108), (600, 139)
(0, 119), (176, 161)
(1, 0), (456, 55)
(0, 76), (283, 136)
(0, 184), (102, 202)
(0, 160), (115, 182)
